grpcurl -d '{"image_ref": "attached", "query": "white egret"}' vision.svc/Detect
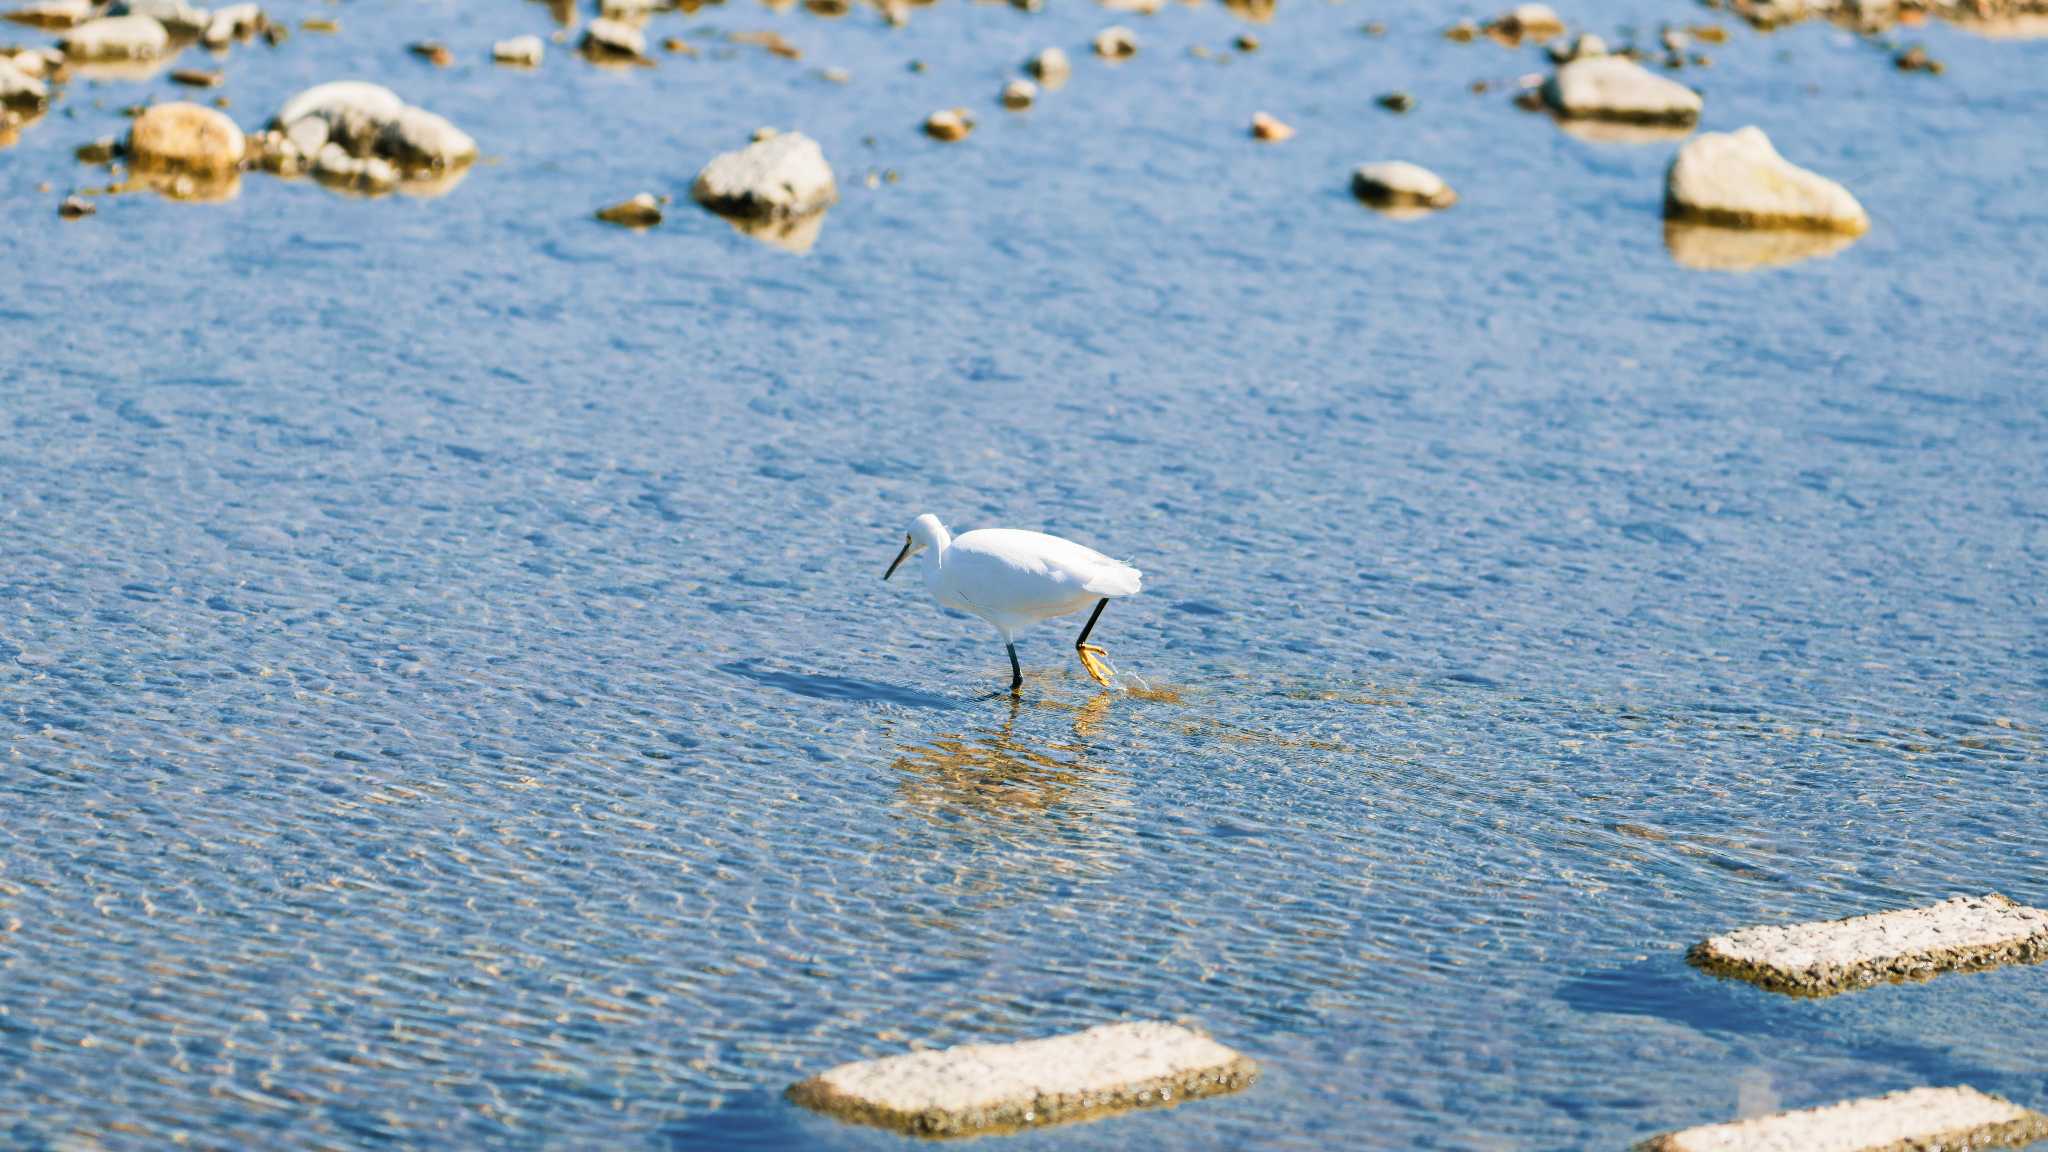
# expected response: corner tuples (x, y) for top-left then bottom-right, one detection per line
(883, 514), (1142, 691)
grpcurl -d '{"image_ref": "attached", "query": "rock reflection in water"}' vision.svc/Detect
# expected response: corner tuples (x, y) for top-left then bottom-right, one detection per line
(1663, 220), (1858, 271)
(720, 208), (828, 253)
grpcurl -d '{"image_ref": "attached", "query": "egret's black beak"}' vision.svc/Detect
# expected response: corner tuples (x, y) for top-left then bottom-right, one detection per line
(883, 536), (914, 581)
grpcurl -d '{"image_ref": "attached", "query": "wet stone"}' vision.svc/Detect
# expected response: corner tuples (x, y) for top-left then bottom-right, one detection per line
(1690, 893), (2045, 994)
(409, 41), (453, 67)
(788, 1022), (1259, 1138)
(582, 18), (645, 59)
(110, 0), (207, 34)
(5, 0), (91, 28)
(1250, 111), (1292, 140)
(1352, 161), (1457, 209)
(1541, 55), (1701, 124)
(127, 100), (244, 173)
(596, 192), (662, 227)
(0, 54), (48, 109)
(493, 34), (543, 66)
(1027, 46), (1070, 85)
(201, 3), (263, 46)
(1376, 90), (1414, 112)
(1093, 25), (1137, 57)
(1000, 78), (1035, 109)
(1664, 125), (1868, 236)
(923, 107), (972, 141)
(58, 14), (171, 60)
(1640, 1086), (2048, 1152)
(690, 129), (836, 219)
(170, 67), (222, 87)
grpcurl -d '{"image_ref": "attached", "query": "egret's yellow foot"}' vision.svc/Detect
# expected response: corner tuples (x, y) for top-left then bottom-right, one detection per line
(1077, 643), (1115, 688)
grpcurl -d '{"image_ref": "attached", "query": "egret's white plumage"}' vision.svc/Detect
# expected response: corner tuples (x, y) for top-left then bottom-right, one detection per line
(885, 513), (1142, 689)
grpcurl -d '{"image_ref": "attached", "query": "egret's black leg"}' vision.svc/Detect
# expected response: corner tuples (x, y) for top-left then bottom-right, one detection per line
(1075, 599), (1109, 649)
(1007, 643), (1023, 693)
(1075, 598), (1114, 687)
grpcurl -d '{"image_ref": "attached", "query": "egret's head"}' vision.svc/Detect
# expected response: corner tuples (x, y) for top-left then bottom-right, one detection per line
(883, 514), (946, 581)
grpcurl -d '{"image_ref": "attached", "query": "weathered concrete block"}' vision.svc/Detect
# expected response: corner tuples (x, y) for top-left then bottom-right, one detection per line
(1689, 893), (2048, 996)
(1640, 1086), (2048, 1152)
(788, 1021), (1256, 1137)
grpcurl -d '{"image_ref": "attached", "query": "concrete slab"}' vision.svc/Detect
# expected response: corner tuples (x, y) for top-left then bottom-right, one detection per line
(1689, 893), (2048, 996)
(787, 1021), (1256, 1137)
(1640, 1085), (2048, 1152)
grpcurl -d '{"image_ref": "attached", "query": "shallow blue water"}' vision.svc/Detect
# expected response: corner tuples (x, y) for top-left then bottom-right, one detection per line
(3, 0), (2046, 1148)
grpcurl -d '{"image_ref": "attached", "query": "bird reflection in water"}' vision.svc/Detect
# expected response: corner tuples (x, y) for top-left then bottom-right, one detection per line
(891, 695), (1117, 823)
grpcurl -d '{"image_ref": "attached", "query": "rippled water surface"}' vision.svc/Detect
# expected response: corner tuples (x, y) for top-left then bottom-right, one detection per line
(4, 0), (2046, 1147)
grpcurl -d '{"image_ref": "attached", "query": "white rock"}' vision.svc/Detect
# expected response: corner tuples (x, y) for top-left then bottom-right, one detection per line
(1351, 161), (1457, 209)
(1644, 1086), (2048, 1152)
(1093, 25), (1137, 56)
(790, 1022), (1258, 1138)
(111, 0), (209, 34)
(1541, 55), (1701, 123)
(581, 17), (644, 57)
(1001, 78), (1036, 108)
(313, 141), (397, 193)
(59, 14), (172, 60)
(1027, 46), (1070, 85)
(5, 0), (92, 28)
(1690, 892), (2030, 991)
(200, 2), (261, 45)
(1499, 1), (1564, 36)
(598, 0), (660, 14)
(274, 81), (476, 174)
(492, 34), (544, 66)
(691, 130), (836, 219)
(0, 55), (47, 108)
(1547, 31), (1606, 62)
(377, 104), (477, 169)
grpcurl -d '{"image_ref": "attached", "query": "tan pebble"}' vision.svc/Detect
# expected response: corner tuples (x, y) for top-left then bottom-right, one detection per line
(169, 67), (221, 87)
(661, 37), (696, 55)
(596, 193), (662, 227)
(1249, 111), (1292, 140)
(409, 41), (453, 66)
(1001, 78), (1035, 108)
(301, 17), (337, 32)
(923, 107), (972, 141)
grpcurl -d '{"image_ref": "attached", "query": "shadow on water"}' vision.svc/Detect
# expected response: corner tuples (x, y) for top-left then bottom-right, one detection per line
(719, 659), (960, 709)
(658, 1091), (817, 1152)
(1557, 960), (2030, 1096)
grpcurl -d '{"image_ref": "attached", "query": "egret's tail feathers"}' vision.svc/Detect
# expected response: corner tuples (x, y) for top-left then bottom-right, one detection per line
(1085, 562), (1142, 598)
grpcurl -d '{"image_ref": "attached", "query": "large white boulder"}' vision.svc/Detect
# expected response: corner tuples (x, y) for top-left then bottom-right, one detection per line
(1351, 161), (1457, 210)
(691, 131), (836, 219)
(59, 14), (171, 59)
(1541, 55), (1700, 124)
(1665, 126), (1867, 233)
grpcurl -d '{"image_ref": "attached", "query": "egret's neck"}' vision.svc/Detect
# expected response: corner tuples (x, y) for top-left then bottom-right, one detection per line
(920, 526), (952, 583)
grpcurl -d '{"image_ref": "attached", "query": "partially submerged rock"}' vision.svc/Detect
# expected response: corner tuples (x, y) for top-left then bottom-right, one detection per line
(5, 0), (91, 28)
(0, 54), (48, 109)
(1093, 25), (1137, 57)
(493, 34), (544, 66)
(1541, 55), (1701, 124)
(201, 4), (265, 46)
(788, 1022), (1258, 1138)
(1664, 125), (1868, 235)
(596, 192), (662, 226)
(260, 81), (476, 192)
(581, 17), (645, 59)
(59, 192), (95, 217)
(1490, 2), (1565, 40)
(1689, 893), (2041, 994)
(1027, 46), (1069, 86)
(1001, 78), (1036, 109)
(1352, 161), (1456, 210)
(1639, 1086), (2048, 1152)
(1548, 31), (1607, 62)
(110, 0), (207, 34)
(923, 107), (972, 141)
(1249, 110), (1291, 141)
(58, 14), (171, 59)
(127, 100), (244, 172)
(691, 129), (835, 219)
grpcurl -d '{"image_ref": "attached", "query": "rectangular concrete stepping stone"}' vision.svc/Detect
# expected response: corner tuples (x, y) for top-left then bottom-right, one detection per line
(787, 1021), (1257, 1137)
(1689, 893), (2048, 996)
(1640, 1085), (2048, 1152)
